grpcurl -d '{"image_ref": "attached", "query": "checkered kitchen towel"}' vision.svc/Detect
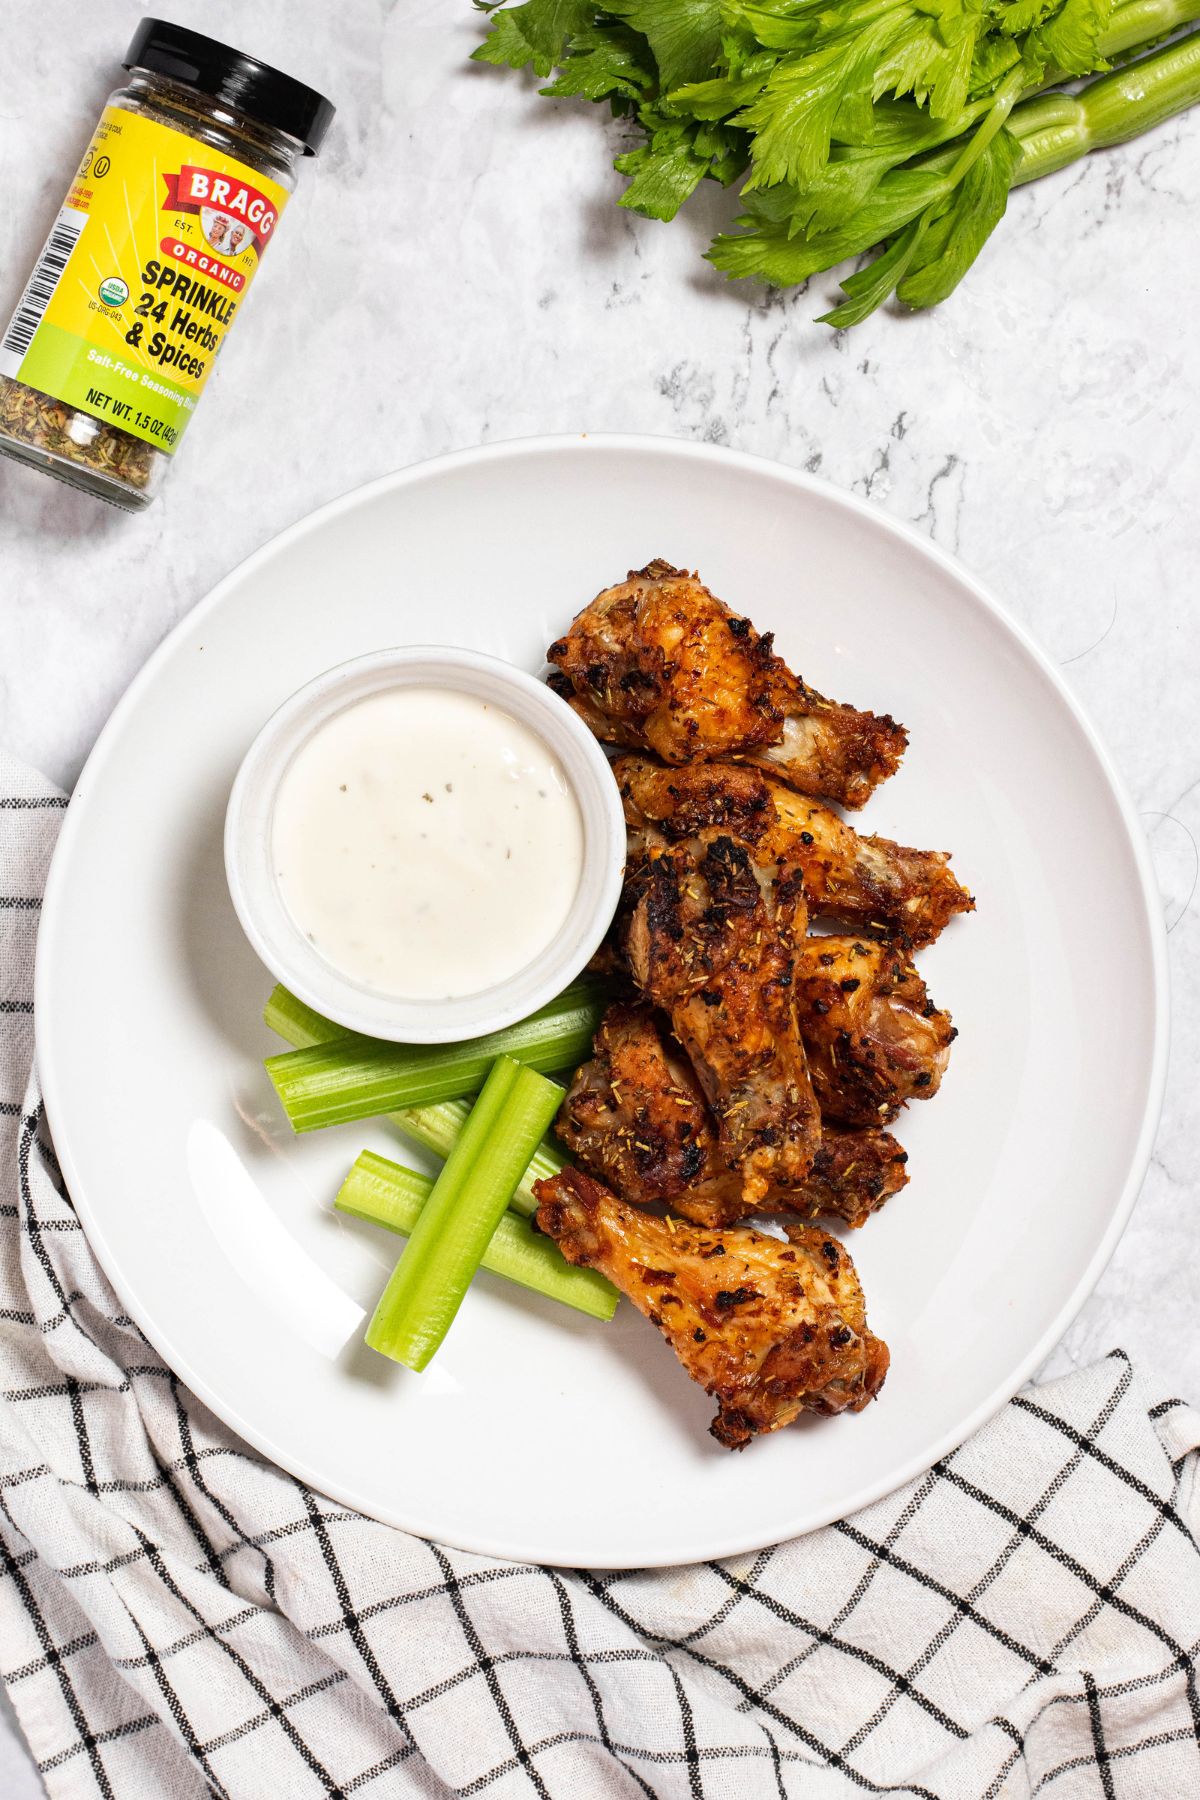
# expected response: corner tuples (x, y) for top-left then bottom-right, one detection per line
(0, 752), (1198, 1800)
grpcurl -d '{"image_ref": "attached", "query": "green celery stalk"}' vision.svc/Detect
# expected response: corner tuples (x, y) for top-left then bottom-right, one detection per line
(366, 1061), (566, 1369)
(262, 985), (345, 1047)
(367, 1096), (567, 1219)
(813, 31), (1200, 320)
(1097, 0), (1200, 58)
(337, 1150), (617, 1321)
(262, 984), (573, 1208)
(1009, 32), (1200, 184)
(909, 0), (1200, 145)
(905, 35), (1200, 188)
(264, 981), (601, 1134)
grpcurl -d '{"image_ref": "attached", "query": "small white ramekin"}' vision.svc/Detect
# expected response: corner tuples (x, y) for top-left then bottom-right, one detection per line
(224, 647), (625, 1043)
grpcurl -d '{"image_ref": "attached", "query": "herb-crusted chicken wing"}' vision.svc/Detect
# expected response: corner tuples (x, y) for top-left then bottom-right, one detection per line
(617, 754), (974, 948)
(534, 1166), (890, 1448)
(794, 937), (956, 1126)
(622, 836), (821, 1205)
(558, 1002), (908, 1229)
(556, 1001), (733, 1211)
(548, 561), (907, 808)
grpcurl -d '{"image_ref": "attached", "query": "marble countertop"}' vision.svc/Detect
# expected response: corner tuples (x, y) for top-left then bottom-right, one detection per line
(2, 1), (1198, 1790)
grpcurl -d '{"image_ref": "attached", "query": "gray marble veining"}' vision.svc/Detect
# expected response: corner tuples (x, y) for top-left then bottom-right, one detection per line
(1, 1), (1198, 1786)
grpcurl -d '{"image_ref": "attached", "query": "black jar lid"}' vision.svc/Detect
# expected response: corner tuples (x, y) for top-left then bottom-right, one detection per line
(123, 18), (335, 155)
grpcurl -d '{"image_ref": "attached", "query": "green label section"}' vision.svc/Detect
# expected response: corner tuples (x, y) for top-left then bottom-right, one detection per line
(18, 321), (197, 453)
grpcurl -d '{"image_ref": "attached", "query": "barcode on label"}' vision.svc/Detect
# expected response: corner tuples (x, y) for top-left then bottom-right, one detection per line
(0, 207), (88, 371)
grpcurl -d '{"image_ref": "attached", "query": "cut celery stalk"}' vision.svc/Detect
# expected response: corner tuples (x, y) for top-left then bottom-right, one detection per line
(371, 1097), (568, 1219)
(262, 983), (570, 1208)
(366, 1061), (565, 1369)
(264, 981), (602, 1134)
(336, 1150), (617, 1321)
(262, 986), (343, 1047)
(266, 993), (606, 1315)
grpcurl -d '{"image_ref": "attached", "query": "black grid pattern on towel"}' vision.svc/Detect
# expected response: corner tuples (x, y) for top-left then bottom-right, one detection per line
(0, 763), (1198, 1799)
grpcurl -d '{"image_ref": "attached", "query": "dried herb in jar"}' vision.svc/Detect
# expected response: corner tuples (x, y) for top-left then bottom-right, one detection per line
(0, 19), (334, 511)
(0, 376), (156, 491)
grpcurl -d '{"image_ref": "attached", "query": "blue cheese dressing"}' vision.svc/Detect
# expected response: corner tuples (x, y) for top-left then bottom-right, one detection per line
(271, 687), (584, 1000)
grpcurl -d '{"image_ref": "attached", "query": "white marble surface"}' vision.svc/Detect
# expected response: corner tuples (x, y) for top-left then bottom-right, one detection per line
(2, 0), (1199, 1789)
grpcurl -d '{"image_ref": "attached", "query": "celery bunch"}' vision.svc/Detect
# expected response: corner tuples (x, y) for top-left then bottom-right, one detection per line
(473, 0), (1200, 322)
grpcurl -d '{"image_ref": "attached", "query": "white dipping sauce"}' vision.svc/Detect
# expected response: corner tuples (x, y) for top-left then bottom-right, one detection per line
(272, 687), (584, 1000)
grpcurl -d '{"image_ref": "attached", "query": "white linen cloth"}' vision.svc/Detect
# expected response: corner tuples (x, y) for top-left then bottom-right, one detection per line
(0, 750), (1198, 1800)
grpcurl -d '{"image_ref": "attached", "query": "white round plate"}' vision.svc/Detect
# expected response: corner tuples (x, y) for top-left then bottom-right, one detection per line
(36, 436), (1167, 1569)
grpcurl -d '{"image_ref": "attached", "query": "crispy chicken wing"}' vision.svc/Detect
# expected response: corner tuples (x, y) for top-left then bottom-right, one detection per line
(617, 754), (974, 948)
(557, 1001), (734, 1211)
(534, 1167), (889, 1448)
(548, 561), (907, 809)
(558, 1002), (908, 1229)
(794, 937), (956, 1127)
(622, 838), (820, 1205)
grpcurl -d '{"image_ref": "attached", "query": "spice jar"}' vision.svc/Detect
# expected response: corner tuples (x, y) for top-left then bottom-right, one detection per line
(0, 19), (334, 511)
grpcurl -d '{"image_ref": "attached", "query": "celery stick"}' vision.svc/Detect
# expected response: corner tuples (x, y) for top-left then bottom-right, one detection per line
(337, 1150), (617, 1321)
(262, 985), (343, 1048)
(265, 982), (602, 1133)
(336, 1152), (432, 1233)
(366, 1062), (564, 1369)
(367, 1097), (568, 1219)
(263, 984), (571, 1213)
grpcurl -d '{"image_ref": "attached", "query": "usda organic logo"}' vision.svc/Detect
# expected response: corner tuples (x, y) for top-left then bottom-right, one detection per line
(98, 277), (128, 308)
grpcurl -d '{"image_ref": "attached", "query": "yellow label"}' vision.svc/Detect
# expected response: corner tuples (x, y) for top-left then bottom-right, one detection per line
(0, 106), (289, 452)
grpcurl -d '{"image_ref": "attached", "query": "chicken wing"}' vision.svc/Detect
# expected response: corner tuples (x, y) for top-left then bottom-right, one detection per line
(617, 754), (974, 949)
(534, 1167), (890, 1448)
(622, 837), (820, 1205)
(557, 1002), (908, 1229)
(794, 937), (956, 1127)
(556, 1001), (737, 1213)
(548, 561), (907, 809)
